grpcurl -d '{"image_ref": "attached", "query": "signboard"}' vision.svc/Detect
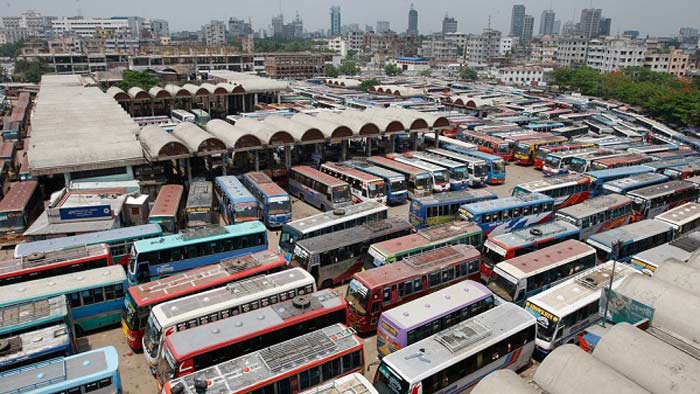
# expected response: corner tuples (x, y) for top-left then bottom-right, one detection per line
(600, 289), (654, 325)
(58, 205), (113, 221)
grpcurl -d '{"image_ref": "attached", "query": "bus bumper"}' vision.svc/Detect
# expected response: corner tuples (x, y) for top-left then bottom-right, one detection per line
(533, 345), (551, 361)
(267, 214), (292, 228)
(347, 314), (375, 334)
(387, 194), (408, 205)
(488, 177), (506, 185)
(122, 320), (144, 352)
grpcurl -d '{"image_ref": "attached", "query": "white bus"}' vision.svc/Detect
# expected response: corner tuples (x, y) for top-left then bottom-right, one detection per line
(288, 166), (353, 212)
(170, 109), (195, 123)
(141, 268), (315, 372)
(524, 261), (638, 358)
(300, 373), (378, 394)
(389, 154), (451, 193)
(405, 151), (469, 190)
(426, 148), (489, 187)
(320, 162), (387, 204)
(653, 202), (700, 237)
(630, 230), (700, 273)
(373, 303), (536, 394)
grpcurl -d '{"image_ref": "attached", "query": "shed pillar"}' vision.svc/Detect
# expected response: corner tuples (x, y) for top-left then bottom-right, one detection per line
(277, 93), (281, 104)
(284, 146), (292, 169)
(387, 135), (395, 153)
(366, 137), (373, 156)
(254, 93), (259, 107)
(434, 130), (440, 146)
(242, 95), (247, 113)
(412, 133), (419, 150)
(255, 150), (260, 172)
(186, 158), (193, 184)
(341, 141), (347, 161)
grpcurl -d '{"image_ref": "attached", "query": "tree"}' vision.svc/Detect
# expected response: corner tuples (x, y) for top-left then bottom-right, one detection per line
(324, 64), (339, 78)
(358, 79), (380, 92)
(0, 41), (24, 58)
(117, 70), (161, 91)
(0, 65), (9, 82)
(13, 59), (50, 83)
(338, 60), (360, 76)
(384, 63), (402, 76)
(419, 69), (432, 77)
(458, 66), (477, 81)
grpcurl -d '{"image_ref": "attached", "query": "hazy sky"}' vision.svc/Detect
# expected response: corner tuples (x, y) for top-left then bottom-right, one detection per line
(3, 0), (699, 36)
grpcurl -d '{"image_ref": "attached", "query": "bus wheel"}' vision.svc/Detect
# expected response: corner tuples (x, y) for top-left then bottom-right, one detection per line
(322, 279), (333, 289)
(75, 325), (84, 338)
(320, 204), (326, 211)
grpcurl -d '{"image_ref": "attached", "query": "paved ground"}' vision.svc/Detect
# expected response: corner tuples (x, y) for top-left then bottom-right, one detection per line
(82, 163), (544, 393)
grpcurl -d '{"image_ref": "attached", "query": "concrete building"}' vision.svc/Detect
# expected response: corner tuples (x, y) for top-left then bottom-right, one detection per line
(376, 21), (391, 34)
(510, 4), (526, 38)
(466, 29), (501, 64)
(561, 21), (578, 36)
(420, 33), (465, 62)
(203, 20), (226, 46)
(497, 66), (544, 86)
(1, 11), (54, 36)
(540, 10), (556, 36)
(265, 53), (328, 79)
(327, 37), (348, 57)
(442, 15), (458, 34)
(330, 6), (341, 36)
(587, 38), (645, 72)
(241, 35), (255, 53)
(346, 31), (364, 53)
(585, 39), (606, 70)
(557, 35), (589, 67)
(645, 48), (689, 77)
(148, 19), (169, 38)
(0, 29), (36, 44)
(388, 56), (430, 74)
(228, 18), (252, 38)
(271, 14), (284, 37)
(499, 36), (518, 56)
(529, 41), (558, 64)
(51, 17), (131, 38)
(522, 15), (535, 44)
(599, 17), (612, 37)
(579, 8), (602, 39)
(407, 4), (419, 36)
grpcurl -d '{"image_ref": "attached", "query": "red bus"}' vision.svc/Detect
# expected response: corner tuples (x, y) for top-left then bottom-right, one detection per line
(156, 289), (346, 385)
(0, 181), (43, 246)
(512, 173), (591, 210)
(534, 143), (595, 170)
(148, 184), (185, 233)
(590, 153), (652, 170)
(121, 250), (287, 351)
(0, 243), (112, 286)
(458, 131), (514, 161)
(345, 244), (481, 334)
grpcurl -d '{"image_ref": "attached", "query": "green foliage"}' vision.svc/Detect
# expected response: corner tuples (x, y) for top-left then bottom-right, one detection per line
(13, 59), (50, 83)
(552, 66), (700, 127)
(254, 37), (315, 52)
(117, 70), (161, 91)
(227, 37), (243, 50)
(338, 60), (360, 76)
(358, 79), (380, 92)
(458, 67), (477, 81)
(384, 63), (402, 76)
(419, 69), (432, 77)
(0, 41), (24, 58)
(324, 64), (339, 78)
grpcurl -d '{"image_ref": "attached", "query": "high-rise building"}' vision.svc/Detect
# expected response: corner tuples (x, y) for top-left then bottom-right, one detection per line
(376, 21), (391, 34)
(552, 20), (561, 35)
(149, 19), (169, 38)
(510, 4), (526, 38)
(522, 15), (535, 43)
(579, 8), (602, 39)
(442, 14), (458, 34)
(202, 20), (226, 45)
(539, 10), (555, 36)
(271, 14), (284, 37)
(407, 4), (419, 36)
(330, 6), (341, 36)
(598, 17), (611, 37)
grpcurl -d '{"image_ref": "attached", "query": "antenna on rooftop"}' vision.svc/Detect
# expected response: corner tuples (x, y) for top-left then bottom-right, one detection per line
(488, 15), (492, 29)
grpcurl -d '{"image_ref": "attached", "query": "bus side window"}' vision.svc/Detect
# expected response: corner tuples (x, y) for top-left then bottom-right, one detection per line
(382, 288), (391, 303)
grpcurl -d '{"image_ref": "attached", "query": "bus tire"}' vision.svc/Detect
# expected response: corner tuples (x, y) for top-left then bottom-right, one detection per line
(320, 204), (326, 212)
(322, 279), (333, 289)
(75, 325), (84, 338)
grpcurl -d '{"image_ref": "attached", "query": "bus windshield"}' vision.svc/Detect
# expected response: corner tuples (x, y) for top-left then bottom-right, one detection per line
(536, 312), (557, 342)
(390, 178), (407, 193)
(333, 185), (352, 204)
(375, 363), (409, 394)
(144, 315), (162, 358)
(536, 148), (549, 160)
(498, 143), (511, 154)
(488, 273), (517, 302)
(291, 245), (310, 270)
(235, 202), (258, 220)
(493, 160), (506, 174)
(569, 157), (587, 173)
(368, 181), (386, 199)
(279, 227), (302, 252)
(433, 170), (450, 184)
(415, 175), (431, 190)
(515, 143), (530, 156)
(123, 295), (139, 330)
(346, 279), (369, 316)
(545, 155), (561, 169)
(157, 346), (177, 383)
(451, 167), (467, 181)
(475, 164), (488, 178)
(269, 198), (291, 215)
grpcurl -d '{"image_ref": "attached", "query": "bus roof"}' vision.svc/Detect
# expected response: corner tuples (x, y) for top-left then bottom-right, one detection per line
(244, 172), (287, 197)
(632, 231), (700, 267)
(584, 165), (652, 179)
(291, 166), (348, 187)
(322, 162), (383, 182)
(626, 180), (696, 200)
(381, 281), (492, 330)
(0, 181), (37, 213)
(587, 219), (673, 248)
(0, 296), (67, 335)
(382, 303), (534, 381)
(133, 222), (265, 254)
(299, 374), (376, 394)
(594, 153), (650, 165)
(496, 239), (594, 279)
(0, 324), (70, 367)
(392, 155), (451, 173)
(525, 261), (637, 320)
(601, 173), (669, 193)
(370, 221), (481, 256)
(214, 176), (257, 203)
(516, 136), (567, 146)
(185, 181), (212, 209)
(547, 148), (601, 159)
(405, 151), (466, 169)
(642, 158), (699, 171)
(342, 160), (404, 180)
(487, 221), (579, 250)
(166, 289), (344, 359)
(461, 192), (553, 215)
(654, 202), (700, 227)
(555, 194), (632, 219)
(357, 244), (480, 289)
(0, 265), (126, 307)
(166, 324), (360, 394)
(0, 244), (109, 278)
(150, 184), (184, 218)
(296, 217), (411, 254)
(285, 201), (386, 234)
(425, 148), (486, 164)
(515, 173), (589, 193)
(367, 156), (430, 176)
(413, 189), (496, 206)
(14, 224), (163, 258)
(128, 250), (285, 306)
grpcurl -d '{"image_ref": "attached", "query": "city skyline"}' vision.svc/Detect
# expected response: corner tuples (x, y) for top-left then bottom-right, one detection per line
(3, 0), (698, 37)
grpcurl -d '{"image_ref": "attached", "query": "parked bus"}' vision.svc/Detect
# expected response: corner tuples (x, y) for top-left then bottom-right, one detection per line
(0, 181), (42, 246)
(630, 230), (700, 273)
(320, 162), (387, 204)
(142, 267), (316, 372)
(122, 250), (287, 351)
(626, 180), (699, 221)
(425, 135), (506, 185)
(403, 151), (469, 191)
(171, 109), (195, 123)
(487, 239), (596, 305)
(240, 171), (292, 227)
(367, 155), (433, 198)
(184, 180), (214, 228)
(601, 172), (669, 195)
(554, 194), (634, 240)
(279, 201), (388, 260)
(373, 303), (536, 394)
(482, 221), (581, 282)
(535, 143), (594, 170)
(590, 153), (652, 171)
(388, 154), (451, 193)
(642, 157), (700, 173)
(0, 244), (112, 286)
(156, 289), (347, 385)
(342, 160), (408, 205)
(0, 265), (127, 336)
(458, 131), (514, 161)
(0, 324), (73, 372)
(628, 143), (679, 155)
(300, 373), (377, 394)
(568, 150), (629, 173)
(289, 165), (353, 211)
(512, 174), (591, 210)
(425, 147), (489, 187)
(190, 109), (211, 126)
(542, 148), (600, 177)
(584, 165), (653, 196)
(368, 221), (483, 267)
(14, 224), (163, 267)
(514, 136), (568, 166)
(214, 176), (259, 224)
(409, 189), (497, 229)
(345, 244), (482, 333)
(162, 324), (363, 394)
(551, 124), (590, 139)
(654, 202), (700, 237)
(460, 192), (555, 237)
(148, 184), (185, 233)
(376, 281), (496, 358)
(0, 296), (70, 339)
(663, 162), (700, 180)
(524, 261), (638, 358)
(291, 217), (412, 288)
(128, 222), (267, 284)
(586, 219), (675, 262)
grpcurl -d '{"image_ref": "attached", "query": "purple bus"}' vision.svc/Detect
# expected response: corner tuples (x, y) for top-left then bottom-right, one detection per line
(376, 280), (495, 358)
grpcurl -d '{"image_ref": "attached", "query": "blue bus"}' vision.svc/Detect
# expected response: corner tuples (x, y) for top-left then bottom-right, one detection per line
(0, 324), (74, 372)
(409, 189), (497, 229)
(602, 172), (669, 195)
(214, 176), (259, 224)
(343, 160), (408, 205)
(584, 165), (653, 196)
(128, 222), (267, 284)
(240, 171), (292, 228)
(0, 346), (121, 394)
(524, 122), (565, 132)
(641, 157), (700, 173)
(0, 296), (71, 338)
(425, 134), (506, 184)
(459, 192), (555, 237)
(0, 266), (127, 336)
